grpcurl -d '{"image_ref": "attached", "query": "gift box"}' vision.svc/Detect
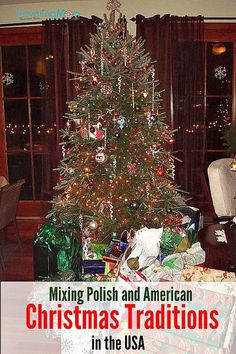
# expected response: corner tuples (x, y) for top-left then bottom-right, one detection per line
(103, 238), (128, 260)
(82, 259), (105, 274)
(34, 220), (82, 281)
(84, 241), (107, 260)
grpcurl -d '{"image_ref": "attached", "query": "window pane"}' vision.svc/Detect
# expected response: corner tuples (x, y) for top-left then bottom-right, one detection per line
(206, 151), (227, 167)
(7, 153), (32, 199)
(207, 42), (233, 95)
(206, 97), (231, 150)
(34, 154), (42, 199)
(4, 100), (29, 150)
(29, 45), (46, 97)
(31, 99), (56, 149)
(2, 46), (27, 97)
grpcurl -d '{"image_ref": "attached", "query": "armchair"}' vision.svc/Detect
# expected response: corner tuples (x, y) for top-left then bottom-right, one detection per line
(207, 158), (236, 218)
(0, 179), (25, 270)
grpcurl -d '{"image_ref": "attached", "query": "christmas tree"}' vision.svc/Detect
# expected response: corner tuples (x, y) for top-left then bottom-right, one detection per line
(49, 1), (186, 243)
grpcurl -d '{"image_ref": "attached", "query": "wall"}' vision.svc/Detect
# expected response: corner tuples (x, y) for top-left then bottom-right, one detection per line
(0, 0), (236, 35)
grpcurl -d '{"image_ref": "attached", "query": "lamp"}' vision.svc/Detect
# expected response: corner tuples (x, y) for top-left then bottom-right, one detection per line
(230, 157), (236, 172)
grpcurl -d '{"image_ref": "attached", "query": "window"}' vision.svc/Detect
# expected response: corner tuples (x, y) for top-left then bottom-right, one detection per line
(204, 23), (236, 165)
(0, 27), (56, 203)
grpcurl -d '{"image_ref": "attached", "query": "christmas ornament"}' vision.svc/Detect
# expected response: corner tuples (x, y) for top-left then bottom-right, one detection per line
(116, 115), (125, 129)
(129, 200), (141, 210)
(132, 83), (135, 109)
(89, 123), (104, 140)
(90, 48), (96, 60)
(88, 179), (94, 186)
(151, 67), (155, 111)
(98, 116), (106, 126)
(88, 220), (98, 231)
(156, 168), (165, 176)
(142, 90), (148, 98)
(79, 127), (89, 139)
(83, 227), (91, 237)
(95, 151), (107, 163)
(147, 112), (157, 123)
(2, 72), (14, 86)
(90, 126), (96, 133)
(98, 201), (105, 214)
(127, 162), (136, 175)
(109, 203), (114, 219)
(79, 214), (83, 230)
(118, 75), (122, 93)
(214, 66), (227, 80)
(101, 83), (113, 95)
(127, 257), (139, 270)
(68, 101), (78, 112)
(74, 118), (82, 127)
(92, 76), (99, 86)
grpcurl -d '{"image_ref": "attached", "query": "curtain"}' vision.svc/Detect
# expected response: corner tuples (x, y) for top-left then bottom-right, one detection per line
(40, 17), (101, 199)
(136, 15), (205, 196)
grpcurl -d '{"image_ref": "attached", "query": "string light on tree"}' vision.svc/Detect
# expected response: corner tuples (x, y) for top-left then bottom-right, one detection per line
(48, 3), (186, 242)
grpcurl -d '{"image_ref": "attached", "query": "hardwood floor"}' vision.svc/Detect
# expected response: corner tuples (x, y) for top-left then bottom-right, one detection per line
(0, 240), (33, 281)
(0, 219), (42, 281)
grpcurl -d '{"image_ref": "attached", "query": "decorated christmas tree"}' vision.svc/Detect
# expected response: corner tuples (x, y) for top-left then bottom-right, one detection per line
(49, 1), (186, 246)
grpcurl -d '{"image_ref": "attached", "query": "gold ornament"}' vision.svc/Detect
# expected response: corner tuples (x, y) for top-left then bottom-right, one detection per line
(127, 257), (139, 270)
(68, 101), (78, 112)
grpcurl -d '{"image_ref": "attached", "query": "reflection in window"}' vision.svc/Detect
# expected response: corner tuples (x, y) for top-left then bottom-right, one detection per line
(2, 46), (27, 97)
(207, 42), (233, 95)
(4, 100), (29, 149)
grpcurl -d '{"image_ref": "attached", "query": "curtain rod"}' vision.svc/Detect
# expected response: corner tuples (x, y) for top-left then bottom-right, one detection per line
(1, 16), (236, 27)
(0, 21), (42, 27)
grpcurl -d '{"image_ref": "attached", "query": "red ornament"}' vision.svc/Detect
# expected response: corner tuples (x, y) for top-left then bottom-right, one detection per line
(88, 179), (94, 186)
(66, 149), (73, 155)
(156, 168), (165, 176)
(92, 76), (98, 86)
(99, 117), (106, 126)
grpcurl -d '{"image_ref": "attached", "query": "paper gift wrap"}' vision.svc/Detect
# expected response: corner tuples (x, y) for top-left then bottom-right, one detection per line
(82, 259), (105, 274)
(180, 265), (236, 282)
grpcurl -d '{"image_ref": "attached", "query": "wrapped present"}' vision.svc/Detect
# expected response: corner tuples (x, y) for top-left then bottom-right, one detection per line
(82, 259), (105, 275)
(83, 241), (107, 260)
(34, 219), (82, 281)
(181, 206), (201, 231)
(143, 242), (206, 282)
(117, 226), (163, 282)
(103, 238), (129, 264)
(180, 265), (236, 282)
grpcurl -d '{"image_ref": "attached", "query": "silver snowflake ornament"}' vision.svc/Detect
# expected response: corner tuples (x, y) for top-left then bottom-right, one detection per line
(214, 66), (227, 80)
(106, 0), (121, 12)
(2, 72), (14, 86)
